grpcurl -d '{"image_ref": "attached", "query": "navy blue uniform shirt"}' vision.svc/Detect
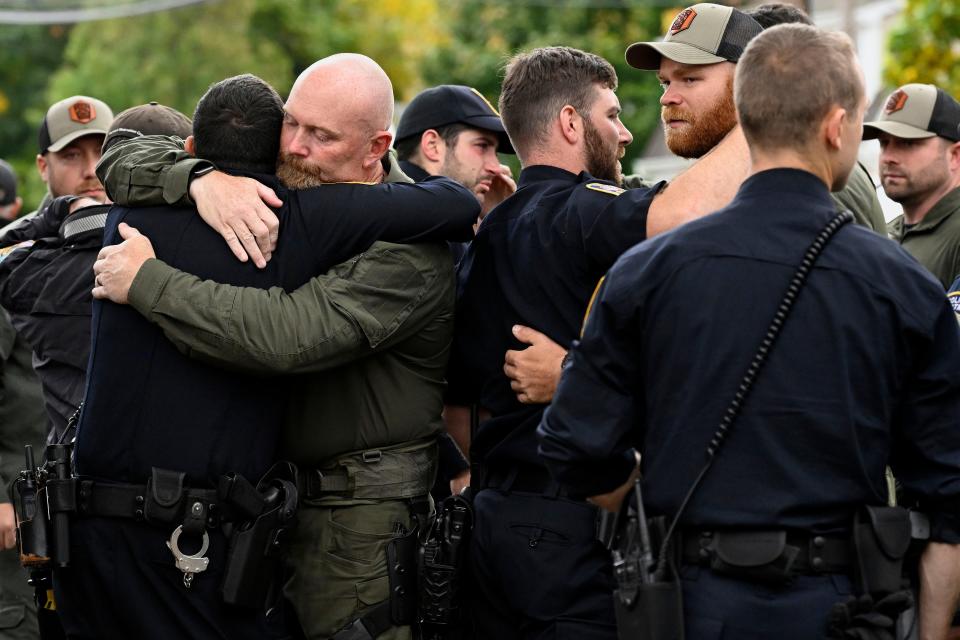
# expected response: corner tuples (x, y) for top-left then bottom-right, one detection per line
(399, 158), (470, 264)
(448, 165), (658, 471)
(539, 168), (960, 540)
(77, 173), (477, 485)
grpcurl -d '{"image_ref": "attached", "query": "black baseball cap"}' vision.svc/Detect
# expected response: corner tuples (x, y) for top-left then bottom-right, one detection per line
(103, 102), (193, 153)
(0, 159), (16, 206)
(626, 3), (762, 70)
(396, 85), (514, 154)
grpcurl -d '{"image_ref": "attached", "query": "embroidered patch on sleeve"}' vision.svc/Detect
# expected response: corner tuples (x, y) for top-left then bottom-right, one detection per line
(585, 182), (625, 196)
(948, 291), (960, 322)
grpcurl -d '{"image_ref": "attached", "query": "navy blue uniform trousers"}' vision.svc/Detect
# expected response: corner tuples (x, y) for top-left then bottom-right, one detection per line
(467, 488), (618, 639)
(680, 565), (854, 639)
(54, 518), (297, 639)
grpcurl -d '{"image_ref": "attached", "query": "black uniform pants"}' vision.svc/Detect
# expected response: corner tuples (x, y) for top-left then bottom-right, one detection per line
(680, 564), (855, 639)
(53, 517), (296, 640)
(466, 488), (617, 640)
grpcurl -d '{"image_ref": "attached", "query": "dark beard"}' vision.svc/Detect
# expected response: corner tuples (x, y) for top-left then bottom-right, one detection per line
(275, 151), (326, 189)
(662, 80), (737, 159)
(584, 120), (622, 185)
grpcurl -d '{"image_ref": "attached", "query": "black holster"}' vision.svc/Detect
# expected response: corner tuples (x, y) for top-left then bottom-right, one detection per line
(851, 505), (911, 596)
(220, 463), (299, 609)
(418, 493), (473, 635)
(825, 506), (915, 640)
(615, 579), (685, 640)
(611, 515), (685, 640)
(14, 443), (74, 569)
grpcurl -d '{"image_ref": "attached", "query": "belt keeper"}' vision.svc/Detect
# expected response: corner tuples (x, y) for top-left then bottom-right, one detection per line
(362, 450), (382, 464)
(182, 498), (209, 537)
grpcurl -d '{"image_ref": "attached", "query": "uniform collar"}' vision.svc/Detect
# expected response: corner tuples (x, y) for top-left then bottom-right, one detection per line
(518, 165), (581, 188)
(59, 203), (112, 241)
(398, 159), (431, 183)
(899, 186), (960, 235)
(736, 168), (835, 211)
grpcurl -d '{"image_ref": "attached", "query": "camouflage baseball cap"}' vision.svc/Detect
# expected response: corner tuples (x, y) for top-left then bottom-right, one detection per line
(862, 84), (960, 142)
(625, 3), (763, 70)
(103, 101), (193, 154)
(38, 95), (114, 154)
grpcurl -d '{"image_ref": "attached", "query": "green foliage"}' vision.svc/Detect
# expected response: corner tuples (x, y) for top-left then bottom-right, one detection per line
(22, 0), (290, 207)
(48, 0), (292, 117)
(0, 24), (71, 211)
(885, 0), (960, 95)
(419, 0), (665, 172)
(250, 0), (449, 99)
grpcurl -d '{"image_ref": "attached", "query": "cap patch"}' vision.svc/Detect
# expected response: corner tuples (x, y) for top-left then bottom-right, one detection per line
(885, 90), (908, 115)
(670, 8), (697, 35)
(586, 182), (625, 196)
(68, 100), (96, 124)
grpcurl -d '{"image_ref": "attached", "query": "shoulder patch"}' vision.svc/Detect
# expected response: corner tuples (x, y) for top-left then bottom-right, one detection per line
(948, 291), (960, 321)
(585, 182), (625, 196)
(0, 240), (33, 263)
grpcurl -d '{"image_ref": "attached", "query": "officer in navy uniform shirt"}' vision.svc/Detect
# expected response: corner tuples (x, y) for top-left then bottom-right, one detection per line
(539, 25), (960, 639)
(446, 42), (754, 637)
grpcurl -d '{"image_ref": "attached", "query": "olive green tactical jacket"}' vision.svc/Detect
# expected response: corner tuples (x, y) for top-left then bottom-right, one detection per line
(97, 137), (453, 466)
(834, 162), (887, 234)
(888, 187), (960, 289)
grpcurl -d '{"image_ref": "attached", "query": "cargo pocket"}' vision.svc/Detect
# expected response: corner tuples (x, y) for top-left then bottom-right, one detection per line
(0, 602), (25, 630)
(356, 575), (390, 608)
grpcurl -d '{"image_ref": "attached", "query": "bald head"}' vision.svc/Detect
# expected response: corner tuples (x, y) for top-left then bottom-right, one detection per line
(279, 53), (395, 184)
(292, 53), (394, 133)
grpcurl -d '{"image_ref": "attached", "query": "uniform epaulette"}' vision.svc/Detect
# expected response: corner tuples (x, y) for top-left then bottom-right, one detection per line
(584, 182), (625, 196)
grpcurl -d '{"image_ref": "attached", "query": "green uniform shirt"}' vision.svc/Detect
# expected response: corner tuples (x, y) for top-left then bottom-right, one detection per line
(887, 186), (960, 289)
(832, 162), (886, 234)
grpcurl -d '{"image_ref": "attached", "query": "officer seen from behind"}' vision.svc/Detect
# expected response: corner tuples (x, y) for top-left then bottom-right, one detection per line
(539, 24), (960, 639)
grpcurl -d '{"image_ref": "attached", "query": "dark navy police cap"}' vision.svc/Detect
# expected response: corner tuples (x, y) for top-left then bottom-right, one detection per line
(396, 85), (514, 154)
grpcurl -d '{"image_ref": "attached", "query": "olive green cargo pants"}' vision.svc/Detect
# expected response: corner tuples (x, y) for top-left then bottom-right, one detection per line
(283, 499), (414, 640)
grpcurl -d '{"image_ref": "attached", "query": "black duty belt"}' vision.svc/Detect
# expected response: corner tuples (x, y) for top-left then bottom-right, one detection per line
(483, 465), (570, 498)
(680, 528), (853, 576)
(56, 469), (266, 536)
